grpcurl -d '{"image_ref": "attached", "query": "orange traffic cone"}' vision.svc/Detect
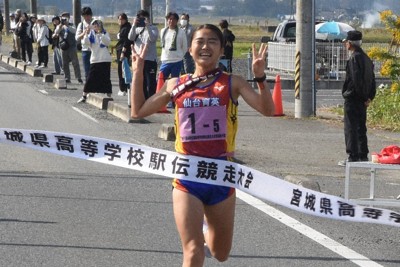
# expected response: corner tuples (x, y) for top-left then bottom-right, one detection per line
(156, 72), (171, 113)
(272, 75), (284, 116)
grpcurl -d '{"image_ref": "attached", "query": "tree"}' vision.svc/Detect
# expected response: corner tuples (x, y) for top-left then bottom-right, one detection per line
(368, 10), (400, 92)
(367, 10), (400, 131)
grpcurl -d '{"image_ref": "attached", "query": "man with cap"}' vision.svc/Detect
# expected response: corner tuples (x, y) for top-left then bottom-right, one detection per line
(338, 30), (376, 166)
(54, 12), (83, 84)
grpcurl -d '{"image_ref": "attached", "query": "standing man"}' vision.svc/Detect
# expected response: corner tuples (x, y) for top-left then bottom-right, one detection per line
(158, 12), (187, 86)
(338, 30), (376, 166)
(128, 10), (159, 99)
(55, 12), (83, 84)
(180, 13), (194, 74)
(76, 7), (94, 81)
(115, 13), (132, 96)
(51, 16), (63, 75)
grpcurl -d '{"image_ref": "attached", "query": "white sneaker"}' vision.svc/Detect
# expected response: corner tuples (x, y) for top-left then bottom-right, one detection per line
(77, 96), (86, 103)
(26, 61), (32, 65)
(118, 90), (126, 96)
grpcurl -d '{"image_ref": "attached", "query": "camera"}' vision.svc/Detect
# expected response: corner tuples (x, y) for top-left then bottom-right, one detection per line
(137, 17), (145, 27)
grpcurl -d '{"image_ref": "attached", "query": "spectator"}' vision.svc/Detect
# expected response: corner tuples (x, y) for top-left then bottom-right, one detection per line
(180, 13), (194, 74)
(30, 15), (39, 66)
(15, 13), (33, 65)
(130, 24), (274, 265)
(338, 30), (376, 166)
(128, 9), (159, 99)
(219, 19), (235, 73)
(13, 9), (22, 59)
(115, 13), (132, 96)
(9, 13), (17, 56)
(77, 20), (112, 103)
(0, 10), (3, 49)
(55, 12), (83, 84)
(30, 14), (39, 43)
(158, 12), (187, 86)
(76, 6), (94, 81)
(51, 16), (63, 75)
(35, 16), (50, 68)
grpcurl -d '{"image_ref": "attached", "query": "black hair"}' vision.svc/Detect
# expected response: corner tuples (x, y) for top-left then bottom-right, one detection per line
(81, 7), (93, 16)
(219, 19), (229, 29)
(165, 12), (179, 21)
(119, 13), (128, 21)
(52, 16), (60, 22)
(191, 24), (224, 48)
(137, 10), (149, 18)
(181, 13), (189, 19)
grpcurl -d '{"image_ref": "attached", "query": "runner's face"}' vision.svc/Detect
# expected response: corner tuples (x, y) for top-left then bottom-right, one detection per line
(190, 28), (223, 68)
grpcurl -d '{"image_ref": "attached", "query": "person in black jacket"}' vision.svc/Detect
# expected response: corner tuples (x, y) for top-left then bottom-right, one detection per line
(338, 30), (376, 166)
(219, 19), (235, 73)
(0, 10), (3, 48)
(115, 13), (132, 96)
(16, 13), (33, 64)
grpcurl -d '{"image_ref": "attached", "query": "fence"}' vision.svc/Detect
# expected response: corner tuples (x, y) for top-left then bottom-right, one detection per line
(267, 42), (387, 79)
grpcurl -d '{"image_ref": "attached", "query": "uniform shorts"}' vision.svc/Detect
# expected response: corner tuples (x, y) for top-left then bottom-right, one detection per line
(173, 179), (235, 205)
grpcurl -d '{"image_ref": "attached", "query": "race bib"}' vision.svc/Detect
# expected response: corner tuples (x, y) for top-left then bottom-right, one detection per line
(178, 106), (227, 142)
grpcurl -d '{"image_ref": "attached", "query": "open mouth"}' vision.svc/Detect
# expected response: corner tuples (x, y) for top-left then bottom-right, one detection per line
(199, 52), (211, 57)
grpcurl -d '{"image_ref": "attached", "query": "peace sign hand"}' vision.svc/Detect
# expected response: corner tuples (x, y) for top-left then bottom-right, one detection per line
(131, 44), (148, 73)
(252, 43), (268, 78)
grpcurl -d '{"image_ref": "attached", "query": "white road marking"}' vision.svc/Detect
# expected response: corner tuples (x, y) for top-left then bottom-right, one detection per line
(236, 191), (383, 267)
(72, 107), (99, 123)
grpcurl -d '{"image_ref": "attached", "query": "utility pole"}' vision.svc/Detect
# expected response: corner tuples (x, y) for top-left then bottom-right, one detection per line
(141, 0), (153, 23)
(165, 0), (171, 27)
(294, 0), (314, 118)
(30, 0), (37, 16)
(73, 0), (81, 27)
(4, 0), (10, 35)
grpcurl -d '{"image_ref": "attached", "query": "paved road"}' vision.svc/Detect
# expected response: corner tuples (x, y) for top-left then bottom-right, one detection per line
(1, 46), (400, 266)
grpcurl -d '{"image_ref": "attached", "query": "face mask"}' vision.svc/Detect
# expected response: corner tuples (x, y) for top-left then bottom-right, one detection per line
(180, 19), (188, 27)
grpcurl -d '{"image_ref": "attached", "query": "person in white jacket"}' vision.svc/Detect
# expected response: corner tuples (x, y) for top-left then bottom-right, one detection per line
(77, 20), (112, 103)
(35, 16), (50, 68)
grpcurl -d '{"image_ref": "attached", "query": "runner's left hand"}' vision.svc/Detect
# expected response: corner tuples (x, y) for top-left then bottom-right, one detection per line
(252, 43), (267, 78)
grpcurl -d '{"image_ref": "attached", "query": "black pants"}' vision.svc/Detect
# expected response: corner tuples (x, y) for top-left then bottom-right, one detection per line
(344, 99), (369, 160)
(38, 45), (49, 67)
(143, 60), (157, 99)
(21, 38), (33, 62)
(117, 50), (130, 92)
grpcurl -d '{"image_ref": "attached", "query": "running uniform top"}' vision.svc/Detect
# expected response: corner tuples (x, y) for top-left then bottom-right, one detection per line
(173, 72), (238, 158)
(172, 72), (238, 205)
